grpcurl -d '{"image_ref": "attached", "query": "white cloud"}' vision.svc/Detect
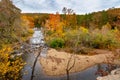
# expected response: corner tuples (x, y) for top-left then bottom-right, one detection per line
(12, 0), (120, 14)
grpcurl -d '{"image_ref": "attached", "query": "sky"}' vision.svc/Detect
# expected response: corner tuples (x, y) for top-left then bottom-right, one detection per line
(12, 0), (120, 14)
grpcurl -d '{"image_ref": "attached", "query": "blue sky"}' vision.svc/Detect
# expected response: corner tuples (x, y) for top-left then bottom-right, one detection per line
(12, 0), (120, 14)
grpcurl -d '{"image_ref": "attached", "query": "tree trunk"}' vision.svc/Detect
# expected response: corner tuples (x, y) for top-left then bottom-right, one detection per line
(66, 69), (69, 80)
(31, 48), (41, 80)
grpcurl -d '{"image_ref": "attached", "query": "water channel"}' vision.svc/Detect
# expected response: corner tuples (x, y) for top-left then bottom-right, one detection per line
(21, 28), (119, 80)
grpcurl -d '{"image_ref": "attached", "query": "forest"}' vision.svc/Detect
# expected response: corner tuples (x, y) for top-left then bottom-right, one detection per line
(22, 7), (120, 52)
(0, 0), (120, 80)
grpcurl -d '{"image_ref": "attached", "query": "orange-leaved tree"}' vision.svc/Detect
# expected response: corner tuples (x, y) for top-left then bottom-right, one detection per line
(48, 12), (65, 37)
(48, 12), (61, 31)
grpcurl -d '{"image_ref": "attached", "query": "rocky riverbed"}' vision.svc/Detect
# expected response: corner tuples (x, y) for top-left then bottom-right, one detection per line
(97, 68), (120, 80)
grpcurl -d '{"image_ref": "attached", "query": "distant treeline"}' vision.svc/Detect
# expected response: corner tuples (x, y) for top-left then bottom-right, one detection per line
(21, 7), (120, 30)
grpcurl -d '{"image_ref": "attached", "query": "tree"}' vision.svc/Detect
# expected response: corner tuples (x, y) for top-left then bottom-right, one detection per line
(67, 9), (74, 15)
(62, 7), (77, 28)
(0, 1), (27, 79)
(99, 11), (109, 27)
(66, 54), (75, 80)
(26, 16), (35, 28)
(48, 12), (61, 31)
(62, 7), (67, 14)
(0, 0), (22, 48)
(0, 46), (25, 80)
(34, 15), (48, 28)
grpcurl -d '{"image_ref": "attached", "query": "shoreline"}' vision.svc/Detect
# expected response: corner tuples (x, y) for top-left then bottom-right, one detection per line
(40, 48), (120, 76)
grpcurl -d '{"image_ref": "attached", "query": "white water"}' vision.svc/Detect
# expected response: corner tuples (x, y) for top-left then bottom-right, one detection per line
(30, 29), (44, 45)
(22, 28), (48, 80)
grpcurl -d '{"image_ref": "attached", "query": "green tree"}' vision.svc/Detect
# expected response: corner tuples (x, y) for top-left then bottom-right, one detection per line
(99, 10), (109, 27)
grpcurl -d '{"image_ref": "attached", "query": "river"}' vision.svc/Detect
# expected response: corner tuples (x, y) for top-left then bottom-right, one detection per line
(21, 28), (119, 80)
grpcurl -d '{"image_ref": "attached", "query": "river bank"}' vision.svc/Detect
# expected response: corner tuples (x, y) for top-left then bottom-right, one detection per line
(40, 48), (120, 76)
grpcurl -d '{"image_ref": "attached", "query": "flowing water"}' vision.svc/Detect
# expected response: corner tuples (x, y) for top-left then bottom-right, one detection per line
(21, 28), (119, 80)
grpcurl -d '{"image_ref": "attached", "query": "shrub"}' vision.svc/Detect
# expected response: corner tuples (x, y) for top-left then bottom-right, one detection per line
(28, 29), (34, 34)
(49, 38), (65, 48)
(46, 30), (54, 36)
(0, 46), (25, 80)
(46, 26), (120, 52)
(89, 28), (120, 49)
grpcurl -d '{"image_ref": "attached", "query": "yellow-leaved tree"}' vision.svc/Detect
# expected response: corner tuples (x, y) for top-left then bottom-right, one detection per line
(0, 46), (25, 80)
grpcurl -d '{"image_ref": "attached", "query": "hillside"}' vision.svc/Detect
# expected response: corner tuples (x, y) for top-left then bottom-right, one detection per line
(21, 8), (120, 30)
(77, 8), (120, 29)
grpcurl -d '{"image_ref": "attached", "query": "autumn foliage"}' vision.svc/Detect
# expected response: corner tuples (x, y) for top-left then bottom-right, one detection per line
(21, 15), (35, 28)
(48, 13), (61, 31)
(44, 8), (120, 52)
(0, 46), (25, 80)
(45, 12), (64, 37)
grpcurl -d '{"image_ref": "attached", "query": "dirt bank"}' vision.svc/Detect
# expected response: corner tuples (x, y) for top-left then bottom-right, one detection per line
(40, 48), (120, 76)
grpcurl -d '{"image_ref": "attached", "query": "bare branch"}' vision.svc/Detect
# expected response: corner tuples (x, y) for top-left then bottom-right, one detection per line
(67, 54), (75, 71)
(66, 53), (76, 80)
